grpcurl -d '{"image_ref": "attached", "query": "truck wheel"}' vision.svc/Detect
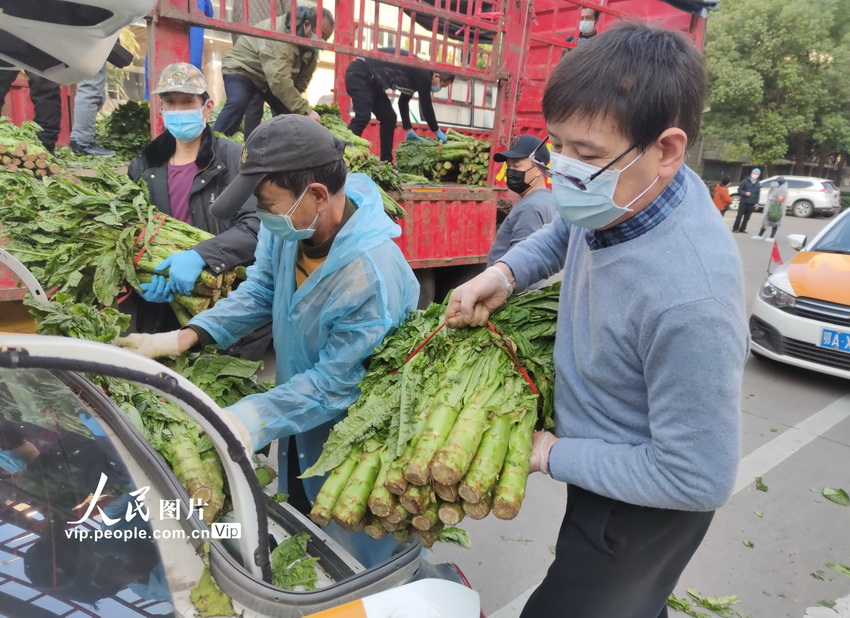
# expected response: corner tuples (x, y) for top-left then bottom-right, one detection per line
(415, 269), (436, 309)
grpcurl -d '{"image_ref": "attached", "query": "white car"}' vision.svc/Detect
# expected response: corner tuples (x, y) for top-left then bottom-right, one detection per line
(750, 208), (850, 379)
(0, 0), (155, 83)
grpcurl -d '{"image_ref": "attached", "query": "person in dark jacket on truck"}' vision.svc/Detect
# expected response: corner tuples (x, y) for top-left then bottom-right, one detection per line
(128, 63), (260, 338)
(213, 6), (335, 139)
(345, 48), (455, 162)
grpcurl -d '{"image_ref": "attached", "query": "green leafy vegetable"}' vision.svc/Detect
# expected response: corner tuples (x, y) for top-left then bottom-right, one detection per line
(755, 477), (769, 492)
(438, 527), (472, 549)
(271, 532), (319, 591)
(826, 563), (850, 577)
(822, 487), (849, 506)
(743, 540), (754, 548)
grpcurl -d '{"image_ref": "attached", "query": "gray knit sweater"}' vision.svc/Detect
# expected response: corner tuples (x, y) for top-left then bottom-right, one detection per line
(501, 165), (748, 511)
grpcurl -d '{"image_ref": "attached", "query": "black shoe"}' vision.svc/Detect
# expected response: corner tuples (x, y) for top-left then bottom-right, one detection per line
(732, 229), (739, 233)
(70, 139), (115, 157)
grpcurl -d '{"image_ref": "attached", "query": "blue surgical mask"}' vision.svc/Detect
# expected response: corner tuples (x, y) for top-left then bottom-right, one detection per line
(256, 188), (318, 241)
(579, 19), (596, 35)
(549, 150), (658, 229)
(163, 108), (206, 142)
(431, 86), (441, 93)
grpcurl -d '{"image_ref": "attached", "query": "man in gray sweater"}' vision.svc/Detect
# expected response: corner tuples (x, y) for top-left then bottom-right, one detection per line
(447, 22), (748, 617)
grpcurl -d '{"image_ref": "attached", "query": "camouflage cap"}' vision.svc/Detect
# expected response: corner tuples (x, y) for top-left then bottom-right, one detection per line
(151, 63), (208, 96)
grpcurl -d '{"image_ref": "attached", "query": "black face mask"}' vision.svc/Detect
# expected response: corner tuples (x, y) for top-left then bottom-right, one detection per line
(506, 167), (533, 194)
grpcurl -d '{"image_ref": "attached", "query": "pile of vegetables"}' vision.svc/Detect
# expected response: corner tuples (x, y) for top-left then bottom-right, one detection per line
(0, 166), (245, 324)
(302, 285), (558, 547)
(0, 118), (62, 177)
(95, 99), (151, 159)
(314, 104), (435, 221)
(395, 129), (491, 186)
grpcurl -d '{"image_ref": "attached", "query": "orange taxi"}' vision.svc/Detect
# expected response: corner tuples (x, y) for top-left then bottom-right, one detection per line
(750, 208), (850, 379)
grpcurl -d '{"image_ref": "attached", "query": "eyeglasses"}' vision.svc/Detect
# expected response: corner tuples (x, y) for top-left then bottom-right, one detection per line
(528, 140), (637, 190)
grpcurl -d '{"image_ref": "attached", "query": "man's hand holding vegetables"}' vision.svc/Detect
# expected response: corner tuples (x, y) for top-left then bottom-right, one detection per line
(445, 24), (748, 616)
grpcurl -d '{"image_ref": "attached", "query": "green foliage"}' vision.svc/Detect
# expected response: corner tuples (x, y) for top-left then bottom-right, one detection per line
(96, 100), (151, 159)
(703, 0), (850, 166)
(271, 532), (319, 590)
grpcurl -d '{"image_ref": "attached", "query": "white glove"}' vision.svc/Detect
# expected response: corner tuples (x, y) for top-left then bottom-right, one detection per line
(116, 331), (181, 359)
(530, 431), (558, 475)
(446, 265), (515, 328)
(222, 409), (254, 454)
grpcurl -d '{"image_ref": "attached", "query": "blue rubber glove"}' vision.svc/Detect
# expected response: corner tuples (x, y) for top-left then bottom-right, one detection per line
(139, 274), (175, 304)
(156, 249), (206, 296)
(405, 130), (422, 141)
(435, 129), (448, 143)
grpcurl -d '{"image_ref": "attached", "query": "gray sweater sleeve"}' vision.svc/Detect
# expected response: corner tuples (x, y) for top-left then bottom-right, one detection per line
(499, 217), (570, 292)
(547, 299), (746, 511)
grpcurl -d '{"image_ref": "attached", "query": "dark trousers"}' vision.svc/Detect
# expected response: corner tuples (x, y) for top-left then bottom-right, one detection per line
(757, 225), (778, 239)
(520, 486), (714, 618)
(214, 73), (292, 139)
(732, 203), (755, 232)
(243, 93), (266, 141)
(345, 60), (397, 162)
(0, 71), (61, 151)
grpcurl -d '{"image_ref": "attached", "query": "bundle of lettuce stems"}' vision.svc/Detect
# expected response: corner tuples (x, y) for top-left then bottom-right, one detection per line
(0, 166), (244, 325)
(0, 118), (62, 177)
(26, 294), (277, 525)
(302, 285), (558, 548)
(395, 129), (491, 186)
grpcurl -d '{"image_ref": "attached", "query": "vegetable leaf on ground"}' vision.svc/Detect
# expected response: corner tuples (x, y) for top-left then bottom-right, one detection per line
(822, 488), (849, 506)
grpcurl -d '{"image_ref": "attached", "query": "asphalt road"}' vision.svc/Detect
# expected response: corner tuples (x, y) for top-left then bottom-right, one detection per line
(430, 210), (850, 618)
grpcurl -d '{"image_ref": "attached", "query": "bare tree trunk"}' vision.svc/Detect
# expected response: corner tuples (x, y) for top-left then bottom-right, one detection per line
(815, 146), (830, 178)
(793, 133), (807, 176)
(837, 152), (847, 188)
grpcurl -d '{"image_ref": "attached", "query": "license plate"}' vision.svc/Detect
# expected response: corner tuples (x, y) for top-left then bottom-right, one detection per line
(820, 329), (850, 353)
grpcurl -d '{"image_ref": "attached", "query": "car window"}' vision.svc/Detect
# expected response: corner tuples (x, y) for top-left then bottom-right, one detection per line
(0, 368), (176, 617)
(812, 214), (850, 254)
(822, 182), (837, 191)
(787, 180), (809, 189)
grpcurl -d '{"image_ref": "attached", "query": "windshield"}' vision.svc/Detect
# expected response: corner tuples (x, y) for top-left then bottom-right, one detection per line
(0, 368), (175, 617)
(812, 214), (850, 254)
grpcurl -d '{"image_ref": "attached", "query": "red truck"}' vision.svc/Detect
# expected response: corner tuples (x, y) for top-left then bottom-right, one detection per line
(1, 0), (713, 306)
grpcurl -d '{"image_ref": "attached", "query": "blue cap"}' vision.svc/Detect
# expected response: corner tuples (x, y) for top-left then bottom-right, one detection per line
(752, 168), (761, 174)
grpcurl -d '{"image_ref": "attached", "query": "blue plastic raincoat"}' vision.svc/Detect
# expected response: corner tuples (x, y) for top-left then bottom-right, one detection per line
(189, 173), (419, 565)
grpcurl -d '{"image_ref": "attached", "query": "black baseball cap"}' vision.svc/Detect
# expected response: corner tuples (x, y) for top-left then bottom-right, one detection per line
(210, 114), (348, 219)
(494, 135), (549, 164)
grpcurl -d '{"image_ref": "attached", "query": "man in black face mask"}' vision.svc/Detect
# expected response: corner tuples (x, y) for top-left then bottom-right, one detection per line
(487, 135), (556, 268)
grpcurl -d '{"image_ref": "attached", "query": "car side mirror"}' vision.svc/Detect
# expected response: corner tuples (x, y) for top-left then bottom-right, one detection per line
(787, 234), (806, 251)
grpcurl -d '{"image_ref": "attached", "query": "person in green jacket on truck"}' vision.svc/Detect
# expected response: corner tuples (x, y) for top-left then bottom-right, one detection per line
(213, 6), (334, 139)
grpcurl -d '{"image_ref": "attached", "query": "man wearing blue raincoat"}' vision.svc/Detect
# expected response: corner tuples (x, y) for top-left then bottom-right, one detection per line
(118, 114), (420, 566)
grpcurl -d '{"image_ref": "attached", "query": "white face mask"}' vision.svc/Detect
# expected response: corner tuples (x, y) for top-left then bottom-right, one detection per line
(579, 19), (596, 35)
(549, 150), (658, 229)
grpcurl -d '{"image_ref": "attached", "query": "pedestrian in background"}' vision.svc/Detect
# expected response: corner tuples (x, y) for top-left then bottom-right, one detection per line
(713, 175), (733, 216)
(0, 71), (60, 154)
(446, 22), (747, 617)
(732, 167), (761, 233)
(752, 176), (788, 241)
(70, 64), (115, 157)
